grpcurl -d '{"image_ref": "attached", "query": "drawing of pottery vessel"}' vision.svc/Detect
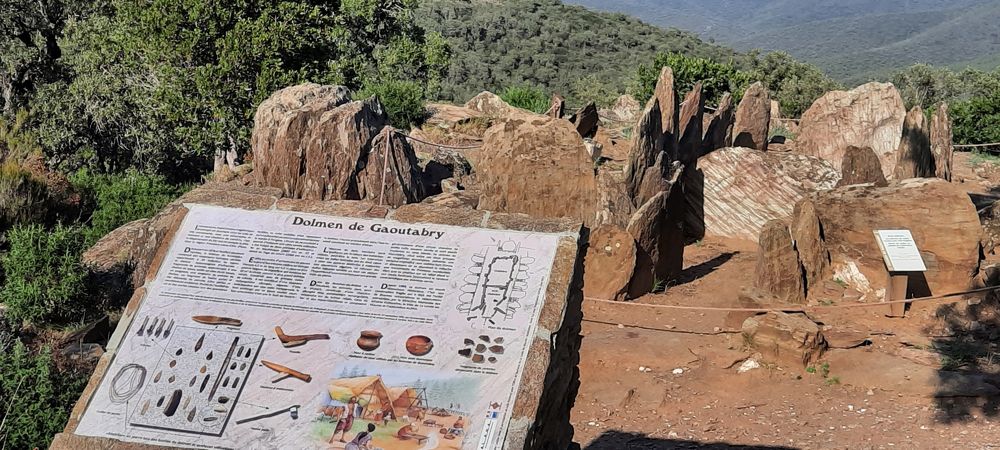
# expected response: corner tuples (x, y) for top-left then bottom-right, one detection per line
(357, 330), (382, 351)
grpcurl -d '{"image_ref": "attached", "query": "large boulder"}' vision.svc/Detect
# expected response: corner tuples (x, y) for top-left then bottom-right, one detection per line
(793, 178), (981, 296)
(677, 83), (704, 164)
(930, 103), (953, 181)
(571, 102), (599, 138)
(465, 91), (520, 117)
(837, 145), (887, 187)
(732, 82), (771, 151)
(583, 225), (637, 301)
(251, 83), (352, 197)
(755, 220), (806, 304)
(683, 147), (840, 242)
(796, 82), (906, 179)
(476, 116), (599, 225)
(893, 106), (933, 180)
(355, 127), (425, 207)
(743, 312), (826, 368)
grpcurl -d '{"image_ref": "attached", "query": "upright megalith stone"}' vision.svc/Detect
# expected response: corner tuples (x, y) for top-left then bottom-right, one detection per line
(677, 83), (704, 164)
(702, 92), (734, 155)
(584, 224), (638, 301)
(930, 102), (953, 181)
(653, 67), (678, 158)
(733, 82), (771, 151)
(546, 93), (565, 118)
(893, 106), (934, 180)
(572, 101), (599, 138)
(797, 82), (905, 178)
(355, 127), (426, 207)
(755, 220), (806, 304)
(836, 145), (887, 187)
(624, 98), (663, 202)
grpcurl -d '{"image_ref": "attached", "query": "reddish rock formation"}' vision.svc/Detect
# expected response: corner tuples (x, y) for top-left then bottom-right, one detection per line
(546, 94), (565, 118)
(797, 82), (905, 178)
(583, 225), (637, 301)
(683, 147), (840, 242)
(605, 94), (641, 123)
(465, 91), (521, 117)
(355, 127), (425, 207)
(793, 178), (981, 296)
(893, 106), (933, 180)
(702, 92), (734, 155)
(677, 83), (704, 164)
(572, 102), (599, 138)
(593, 127), (629, 161)
(476, 116), (599, 225)
(930, 102), (953, 181)
(743, 312), (826, 367)
(653, 67), (678, 157)
(755, 220), (806, 304)
(624, 98), (663, 203)
(837, 145), (887, 187)
(790, 200), (829, 293)
(733, 82), (771, 151)
(300, 98), (387, 200)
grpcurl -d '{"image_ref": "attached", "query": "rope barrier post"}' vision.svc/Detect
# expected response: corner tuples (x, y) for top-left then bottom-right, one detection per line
(885, 272), (909, 317)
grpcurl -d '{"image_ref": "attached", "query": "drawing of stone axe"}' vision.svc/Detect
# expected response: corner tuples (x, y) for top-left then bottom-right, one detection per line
(274, 326), (330, 348)
(260, 360), (312, 383)
(235, 404), (300, 425)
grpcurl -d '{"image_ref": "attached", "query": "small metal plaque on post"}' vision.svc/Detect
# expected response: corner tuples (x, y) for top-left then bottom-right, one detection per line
(873, 230), (927, 317)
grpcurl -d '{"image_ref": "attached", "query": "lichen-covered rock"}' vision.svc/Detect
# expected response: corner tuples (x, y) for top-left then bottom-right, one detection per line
(683, 147), (840, 242)
(755, 220), (806, 304)
(893, 106), (933, 180)
(733, 82), (771, 151)
(583, 224), (637, 301)
(837, 145), (887, 187)
(797, 82), (905, 178)
(930, 102), (953, 182)
(477, 116), (599, 225)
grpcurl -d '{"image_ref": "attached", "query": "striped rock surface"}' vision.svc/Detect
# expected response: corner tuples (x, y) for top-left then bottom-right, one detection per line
(684, 147), (840, 242)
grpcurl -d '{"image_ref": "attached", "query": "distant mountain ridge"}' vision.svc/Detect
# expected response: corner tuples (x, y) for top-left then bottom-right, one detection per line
(565, 0), (1000, 83)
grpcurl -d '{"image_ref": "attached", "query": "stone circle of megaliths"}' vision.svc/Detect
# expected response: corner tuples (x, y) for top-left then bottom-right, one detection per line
(59, 64), (987, 450)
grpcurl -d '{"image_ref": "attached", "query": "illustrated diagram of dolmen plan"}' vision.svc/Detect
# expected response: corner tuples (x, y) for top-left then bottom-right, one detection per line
(124, 322), (263, 436)
(459, 239), (535, 326)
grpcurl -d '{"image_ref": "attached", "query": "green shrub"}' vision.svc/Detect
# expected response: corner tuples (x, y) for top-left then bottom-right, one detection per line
(952, 88), (1000, 146)
(358, 79), (428, 128)
(630, 52), (752, 105)
(499, 85), (550, 114)
(1, 224), (88, 325)
(0, 161), (49, 230)
(71, 170), (184, 246)
(0, 109), (43, 162)
(0, 339), (89, 449)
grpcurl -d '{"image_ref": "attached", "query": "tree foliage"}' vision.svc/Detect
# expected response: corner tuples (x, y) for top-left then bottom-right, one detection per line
(499, 85), (550, 114)
(30, 0), (446, 180)
(891, 63), (1000, 144)
(630, 52), (752, 106)
(744, 50), (841, 117)
(952, 87), (1000, 145)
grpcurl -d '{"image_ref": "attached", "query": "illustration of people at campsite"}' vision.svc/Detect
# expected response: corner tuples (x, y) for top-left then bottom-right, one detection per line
(314, 365), (478, 449)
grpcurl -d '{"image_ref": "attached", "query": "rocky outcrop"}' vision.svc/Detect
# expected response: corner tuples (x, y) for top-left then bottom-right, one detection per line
(733, 82), (771, 151)
(583, 225), (637, 301)
(602, 94), (641, 124)
(837, 146), (887, 187)
(683, 147), (840, 242)
(677, 83), (704, 164)
(624, 98), (663, 203)
(476, 116), (599, 225)
(702, 92), (734, 155)
(250, 83), (352, 198)
(593, 127), (629, 162)
(465, 91), (520, 117)
(790, 199), (829, 292)
(743, 312), (826, 368)
(796, 82), (906, 178)
(793, 178), (981, 296)
(595, 166), (635, 228)
(755, 220), (806, 304)
(546, 94), (565, 118)
(572, 102), (599, 138)
(355, 127), (425, 207)
(893, 106), (933, 180)
(930, 103), (953, 181)
(653, 67), (678, 157)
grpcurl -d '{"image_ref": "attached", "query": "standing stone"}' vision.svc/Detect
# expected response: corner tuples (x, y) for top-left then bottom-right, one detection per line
(583, 225), (638, 301)
(595, 165), (635, 227)
(301, 98), (387, 200)
(702, 92), (734, 155)
(355, 127), (426, 207)
(626, 191), (668, 297)
(796, 82), (905, 178)
(733, 82), (771, 151)
(893, 106), (934, 180)
(755, 220), (806, 304)
(251, 83), (352, 198)
(477, 116), (599, 225)
(634, 152), (670, 207)
(572, 102), (599, 138)
(677, 83), (704, 164)
(930, 102), (953, 181)
(624, 98), (662, 203)
(653, 67), (678, 160)
(546, 94), (565, 118)
(836, 145), (887, 187)
(789, 200), (829, 294)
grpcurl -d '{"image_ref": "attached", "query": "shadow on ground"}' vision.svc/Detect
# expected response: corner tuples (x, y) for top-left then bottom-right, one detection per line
(580, 431), (798, 449)
(673, 252), (737, 286)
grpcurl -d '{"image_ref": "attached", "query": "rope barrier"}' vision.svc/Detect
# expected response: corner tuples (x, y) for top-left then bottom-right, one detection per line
(393, 129), (483, 149)
(955, 142), (1000, 149)
(584, 285), (1000, 313)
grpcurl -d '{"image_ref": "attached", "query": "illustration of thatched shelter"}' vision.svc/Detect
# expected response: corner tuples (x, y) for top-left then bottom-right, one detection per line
(387, 386), (428, 418)
(327, 376), (396, 420)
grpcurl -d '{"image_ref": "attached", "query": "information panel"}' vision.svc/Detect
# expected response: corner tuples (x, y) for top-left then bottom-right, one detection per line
(873, 229), (927, 272)
(75, 205), (562, 449)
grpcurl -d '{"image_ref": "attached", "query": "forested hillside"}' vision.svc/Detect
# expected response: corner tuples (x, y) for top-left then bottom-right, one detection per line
(415, 0), (739, 104)
(567, 0), (1000, 83)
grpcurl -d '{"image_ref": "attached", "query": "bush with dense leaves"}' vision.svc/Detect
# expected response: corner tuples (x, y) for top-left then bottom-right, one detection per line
(499, 85), (550, 114)
(0, 223), (89, 325)
(358, 79), (428, 128)
(0, 339), (89, 449)
(952, 88), (1000, 146)
(70, 170), (184, 246)
(630, 52), (752, 106)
